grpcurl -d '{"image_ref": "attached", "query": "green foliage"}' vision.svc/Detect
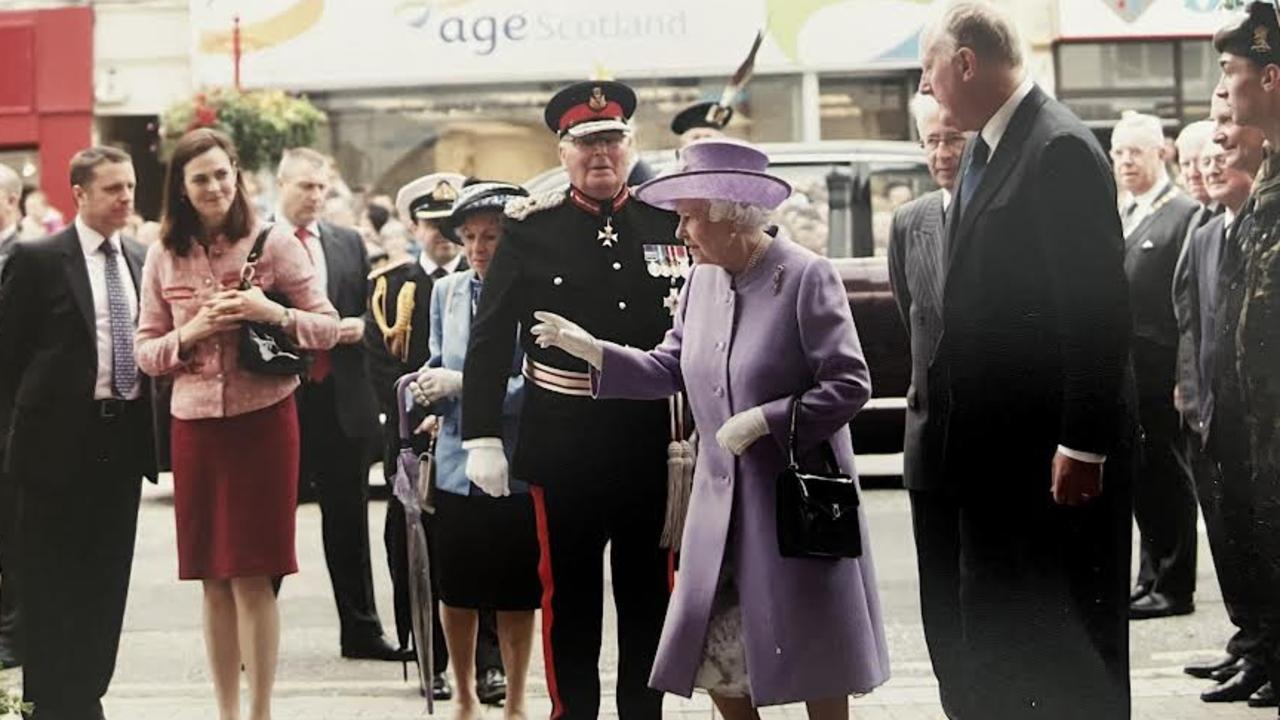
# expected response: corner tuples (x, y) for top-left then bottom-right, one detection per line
(161, 88), (327, 172)
(0, 685), (31, 719)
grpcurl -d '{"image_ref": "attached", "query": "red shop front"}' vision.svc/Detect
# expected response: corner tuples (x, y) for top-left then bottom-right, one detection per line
(0, 6), (93, 219)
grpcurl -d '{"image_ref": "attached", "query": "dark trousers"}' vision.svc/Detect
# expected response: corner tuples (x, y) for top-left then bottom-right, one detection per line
(1190, 435), (1266, 663)
(528, 477), (669, 720)
(19, 418), (143, 719)
(0, 466), (21, 665)
(297, 379), (383, 646)
(910, 461), (1132, 720)
(1132, 342), (1198, 599)
(383, 496), (502, 673)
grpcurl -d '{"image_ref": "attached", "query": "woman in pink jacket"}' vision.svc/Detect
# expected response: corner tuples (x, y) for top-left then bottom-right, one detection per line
(136, 128), (340, 720)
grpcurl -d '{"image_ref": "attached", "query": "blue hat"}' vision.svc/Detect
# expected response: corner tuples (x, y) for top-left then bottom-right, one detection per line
(441, 181), (529, 244)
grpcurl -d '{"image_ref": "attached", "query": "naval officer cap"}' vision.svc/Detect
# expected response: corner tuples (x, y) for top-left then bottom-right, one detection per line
(544, 80), (637, 138)
(395, 172), (467, 224)
(1215, 1), (1280, 66)
(671, 101), (733, 136)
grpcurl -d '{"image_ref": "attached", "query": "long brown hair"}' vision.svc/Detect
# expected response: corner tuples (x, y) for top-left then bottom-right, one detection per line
(160, 128), (255, 255)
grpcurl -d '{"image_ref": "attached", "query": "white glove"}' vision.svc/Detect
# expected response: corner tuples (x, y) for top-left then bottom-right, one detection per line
(716, 406), (769, 456)
(529, 311), (604, 369)
(409, 368), (464, 406)
(463, 438), (510, 497)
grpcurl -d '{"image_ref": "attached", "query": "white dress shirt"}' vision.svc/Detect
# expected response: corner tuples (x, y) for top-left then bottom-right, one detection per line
(76, 216), (140, 401)
(420, 253), (463, 278)
(1120, 178), (1172, 238)
(275, 214), (329, 297)
(941, 189), (953, 215)
(979, 78), (1105, 466)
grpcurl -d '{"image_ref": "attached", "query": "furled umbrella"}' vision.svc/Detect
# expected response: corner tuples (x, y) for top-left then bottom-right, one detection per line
(393, 373), (437, 713)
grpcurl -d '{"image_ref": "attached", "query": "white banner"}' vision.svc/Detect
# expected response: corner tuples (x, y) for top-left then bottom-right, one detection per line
(190, 0), (947, 90)
(1058, 0), (1241, 40)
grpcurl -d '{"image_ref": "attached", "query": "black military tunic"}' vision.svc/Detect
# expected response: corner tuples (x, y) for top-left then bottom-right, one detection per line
(462, 184), (682, 720)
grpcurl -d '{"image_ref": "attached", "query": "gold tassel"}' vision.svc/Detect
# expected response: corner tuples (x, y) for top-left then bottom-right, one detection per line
(372, 276), (417, 362)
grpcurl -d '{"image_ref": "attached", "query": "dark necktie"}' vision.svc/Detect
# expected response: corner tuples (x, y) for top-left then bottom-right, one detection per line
(431, 266), (448, 280)
(100, 240), (138, 398)
(959, 136), (991, 220)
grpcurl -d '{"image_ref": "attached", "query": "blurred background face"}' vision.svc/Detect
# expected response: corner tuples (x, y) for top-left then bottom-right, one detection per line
(921, 112), (967, 192)
(458, 211), (503, 278)
(182, 148), (236, 229)
(559, 131), (630, 200)
(1178, 147), (1209, 205)
(1109, 134), (1164, 195)
(417, 219), (457, 266)
(277, 159), (330, 227)
(680, 127), (723, 148)
(76, 161), (136, 235)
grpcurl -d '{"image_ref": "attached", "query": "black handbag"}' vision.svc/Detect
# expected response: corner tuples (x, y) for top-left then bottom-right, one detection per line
(776, 397), (864, 560)
(237, 226), (312, 377)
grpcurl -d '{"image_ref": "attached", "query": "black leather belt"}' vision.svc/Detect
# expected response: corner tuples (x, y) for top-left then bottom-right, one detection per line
(95, 398), (140, 419)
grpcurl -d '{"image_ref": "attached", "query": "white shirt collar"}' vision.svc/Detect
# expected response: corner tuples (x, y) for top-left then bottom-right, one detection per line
(75, 215), (120, 256)
(980, 77), (1035, 155)
(1225, 208), (1237, 230)
(1124, 177), (1172, 211)
(420, 253), (463, 275)
(0, 223), (15, 242)
(275, 211), (320, 239)
(941, 189), (953, 213)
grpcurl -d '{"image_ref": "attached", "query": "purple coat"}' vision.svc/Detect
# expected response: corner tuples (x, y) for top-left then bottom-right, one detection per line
(594, 234), (890, 705)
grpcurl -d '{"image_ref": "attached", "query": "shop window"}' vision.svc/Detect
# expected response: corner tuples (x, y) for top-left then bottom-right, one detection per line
(1056, 39), (1215, 128)
(818, 74), (918, 141)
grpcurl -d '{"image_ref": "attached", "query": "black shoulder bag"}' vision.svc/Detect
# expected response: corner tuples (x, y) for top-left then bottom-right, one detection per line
(776, 397), (864, 560)
(237, 226), (312, 377)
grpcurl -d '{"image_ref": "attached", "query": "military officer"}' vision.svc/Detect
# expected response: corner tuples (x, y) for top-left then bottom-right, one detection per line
(1213, 2), (1280, 707)
(671, 100), (733, 148)
(461, 80), (683, 720)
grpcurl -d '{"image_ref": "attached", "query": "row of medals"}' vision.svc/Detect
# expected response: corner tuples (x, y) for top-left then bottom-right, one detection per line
(644, 244), (692, 279)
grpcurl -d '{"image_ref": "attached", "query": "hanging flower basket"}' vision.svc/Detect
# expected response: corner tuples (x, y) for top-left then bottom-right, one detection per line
(0, 685), (30, 719)
(160, 88), (327, 172)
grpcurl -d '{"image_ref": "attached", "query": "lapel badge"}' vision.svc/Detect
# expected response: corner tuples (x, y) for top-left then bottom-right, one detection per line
(772, 265), (786, 295)
(663, 286), (681, 317)
(589, 86), (608, 112)
(1141, 239), (1155, 250)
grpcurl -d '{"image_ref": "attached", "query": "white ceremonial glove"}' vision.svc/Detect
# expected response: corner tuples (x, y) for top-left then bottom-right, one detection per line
(529, 310), (604, 369)
(409, 368), (464, 406)
(463, 438), (510, 497)
(716, 407), (769, 456)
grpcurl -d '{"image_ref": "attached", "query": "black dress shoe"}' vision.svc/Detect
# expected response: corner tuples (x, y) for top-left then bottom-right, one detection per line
(1211, 657), (1246, 683)
(1202, 661), (1268, 702)
(432, 673), (453, 701)
(1129, 592), (1194, 620)
(1130, 583), (1152, 603)
(1185, 654), (1240, 679)
(1249, 682), (1278, 708)
(477, 667), (507, 706)
(341, 636), (415, 661)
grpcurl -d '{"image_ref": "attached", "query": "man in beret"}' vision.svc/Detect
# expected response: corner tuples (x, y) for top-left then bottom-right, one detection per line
(1213, 2), (1280, 711)
(462, 79), (683, 719)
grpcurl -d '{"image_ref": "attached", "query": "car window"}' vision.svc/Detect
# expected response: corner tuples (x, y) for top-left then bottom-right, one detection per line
(868, 165), (938, 256)
(770, 164), (840, 258)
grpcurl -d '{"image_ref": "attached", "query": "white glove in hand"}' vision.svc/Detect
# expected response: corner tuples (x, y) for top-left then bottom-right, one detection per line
(716, 407), (768, 456)
(409, 368), (464, 406)
(463, 438), (510, 497)
(529, 311), (604, 369)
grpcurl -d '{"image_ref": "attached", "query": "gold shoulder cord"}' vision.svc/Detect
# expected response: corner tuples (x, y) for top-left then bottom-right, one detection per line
(372, 275), (418, 362)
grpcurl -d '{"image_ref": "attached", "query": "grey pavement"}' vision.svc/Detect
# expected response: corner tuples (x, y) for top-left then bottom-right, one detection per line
(0, 470), (1269, 719)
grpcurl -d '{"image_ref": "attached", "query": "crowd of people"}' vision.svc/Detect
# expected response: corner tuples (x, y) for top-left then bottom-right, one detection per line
(5, 1), (1280, 720)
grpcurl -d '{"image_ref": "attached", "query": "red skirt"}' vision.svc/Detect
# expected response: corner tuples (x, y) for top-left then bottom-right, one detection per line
(171, 396), (299, 580)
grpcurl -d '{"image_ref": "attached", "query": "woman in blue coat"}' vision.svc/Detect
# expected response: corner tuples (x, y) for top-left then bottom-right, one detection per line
(409, 181), (540, 720)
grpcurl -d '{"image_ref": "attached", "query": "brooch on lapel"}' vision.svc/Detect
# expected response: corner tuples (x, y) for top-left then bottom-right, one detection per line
(771, 265), (785, 295)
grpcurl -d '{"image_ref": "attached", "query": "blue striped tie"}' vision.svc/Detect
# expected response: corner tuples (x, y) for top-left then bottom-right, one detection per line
(101, 240), (138, 398)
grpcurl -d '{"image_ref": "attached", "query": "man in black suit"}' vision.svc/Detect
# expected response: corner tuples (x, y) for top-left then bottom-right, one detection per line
(887, 91), (967, 717)
(1110, 111), (1201, 620)
(274, 148), (405, 661)
(919, 4), (1135, 717)
(1176, 106), (1274, 704)
(0, 162), (24, 670)
(0, 146), (155, 720)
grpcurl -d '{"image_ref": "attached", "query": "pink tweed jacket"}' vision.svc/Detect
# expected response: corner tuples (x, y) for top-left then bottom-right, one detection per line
(135, 223), (340, 420)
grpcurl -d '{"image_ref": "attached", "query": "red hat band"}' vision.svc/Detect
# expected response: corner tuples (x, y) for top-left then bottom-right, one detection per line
(558, 101), (626, 133)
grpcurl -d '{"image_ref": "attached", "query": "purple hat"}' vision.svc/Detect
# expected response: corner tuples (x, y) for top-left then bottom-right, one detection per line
(635, 138), (791, 211)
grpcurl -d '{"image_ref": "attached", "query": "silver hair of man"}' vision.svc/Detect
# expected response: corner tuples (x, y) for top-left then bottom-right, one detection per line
(0, 164), (19, 200)
(925, 1), (1024, 69)
(277, 146), (329, 179)
(910, 93), (943, 138)
(1175, 120), (1215, 159)
(1113, 110), (1165, 149)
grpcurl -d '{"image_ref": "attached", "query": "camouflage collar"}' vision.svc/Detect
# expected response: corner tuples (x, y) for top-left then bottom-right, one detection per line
(1255, 151), (1280, 213)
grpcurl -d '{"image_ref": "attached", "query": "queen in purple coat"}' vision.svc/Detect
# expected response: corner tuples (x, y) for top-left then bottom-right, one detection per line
(531, 139), (889, 718)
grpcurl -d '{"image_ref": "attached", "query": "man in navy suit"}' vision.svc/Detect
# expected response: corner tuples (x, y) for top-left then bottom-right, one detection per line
(0, 146), (156, 720)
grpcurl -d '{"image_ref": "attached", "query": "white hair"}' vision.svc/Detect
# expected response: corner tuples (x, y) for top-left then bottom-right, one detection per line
(1112, 111), (1165, 150)
(707, 199), (770, 231)
(910, 93), (942, 138)
(926, 1), (1024, 69)
(1175, 120), (1215, 159)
